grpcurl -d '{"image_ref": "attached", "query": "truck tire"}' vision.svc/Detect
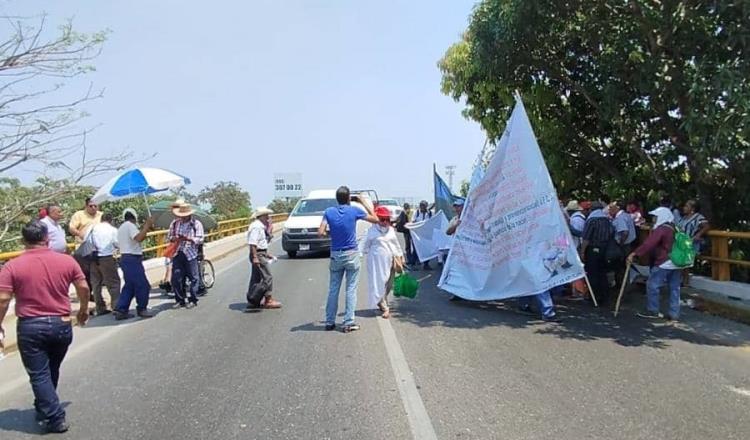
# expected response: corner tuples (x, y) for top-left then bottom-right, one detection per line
(287, 251), (297, 259)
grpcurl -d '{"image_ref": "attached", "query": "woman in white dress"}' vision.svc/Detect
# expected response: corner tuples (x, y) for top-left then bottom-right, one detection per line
(364, 206), (404, 319)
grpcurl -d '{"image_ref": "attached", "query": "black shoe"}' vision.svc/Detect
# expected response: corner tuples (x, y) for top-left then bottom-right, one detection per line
(542, 314), (563, 323)
(342, 323), (360, 333)
(637, 310), (664, 319)
(35, 409), (46, 423)
(47, 420), (69, 433)
(137, 310), (154, 319)
(173, 302), (187, 309)
(113, 310), (134, 320)
(96, 309), (112, 316)
(325, 324), (336, 331)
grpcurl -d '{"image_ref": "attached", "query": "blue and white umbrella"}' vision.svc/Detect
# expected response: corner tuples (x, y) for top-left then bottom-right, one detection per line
(91, 167), (191, 205)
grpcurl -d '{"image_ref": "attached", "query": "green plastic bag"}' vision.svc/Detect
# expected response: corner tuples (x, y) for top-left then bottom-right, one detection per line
(393, 272), (419, 299)
(670, 227), (697, 268)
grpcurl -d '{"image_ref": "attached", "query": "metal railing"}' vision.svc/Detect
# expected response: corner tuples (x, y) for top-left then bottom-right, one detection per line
(0, 213), (289, 262)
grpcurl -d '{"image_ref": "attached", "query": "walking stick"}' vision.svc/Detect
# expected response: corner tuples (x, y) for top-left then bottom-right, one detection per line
(583, 274), (599, 308)
(614, 260), (633, 317)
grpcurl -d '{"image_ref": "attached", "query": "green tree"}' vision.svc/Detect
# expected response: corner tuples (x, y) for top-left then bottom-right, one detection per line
(439, 0), (750, 228)
(268, 198), (299, 214)
(197, 181), (251, 220)
(0, 16), (142, 244)
(459, 180), (470, 198)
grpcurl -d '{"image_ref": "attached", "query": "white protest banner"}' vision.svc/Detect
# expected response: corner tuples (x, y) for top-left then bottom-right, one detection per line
(406, 211), (449, 263)
(438, 98), (584, 300)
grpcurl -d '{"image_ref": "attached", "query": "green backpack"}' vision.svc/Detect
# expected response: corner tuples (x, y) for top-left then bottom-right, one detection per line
(669, 225), (697, 268)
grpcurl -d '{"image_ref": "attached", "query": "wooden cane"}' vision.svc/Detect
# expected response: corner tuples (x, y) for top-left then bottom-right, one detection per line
(614, 260), (633, 317)
(583, 274), (599, 307)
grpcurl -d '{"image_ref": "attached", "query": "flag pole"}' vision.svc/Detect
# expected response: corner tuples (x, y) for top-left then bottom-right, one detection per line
(614, 260), (632, 317)
(584, 274), (599, 308)
(432, 162), (437, 210)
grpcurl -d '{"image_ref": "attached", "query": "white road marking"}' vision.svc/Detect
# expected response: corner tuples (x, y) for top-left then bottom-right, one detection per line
(0, 252), (249, 397)
(729, 386), (750, 398)
(377, 317), (438, 440)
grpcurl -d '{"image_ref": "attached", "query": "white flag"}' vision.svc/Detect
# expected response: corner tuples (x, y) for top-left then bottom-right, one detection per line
(406, 211), (450, 263)
(438, 98), (584, 300)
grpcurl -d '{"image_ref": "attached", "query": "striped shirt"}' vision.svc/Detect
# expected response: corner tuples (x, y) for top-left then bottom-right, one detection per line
(167, 219), (205, 261)
(677, 213), (708, 239)
(582, 210), (613, 247)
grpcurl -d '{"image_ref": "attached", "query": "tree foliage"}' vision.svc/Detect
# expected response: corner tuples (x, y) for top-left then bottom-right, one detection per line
(267, 198), (299, 214)
(439, 0), (750, 228)
(0, 16), (142, 242)
(197, 181), (251, 220)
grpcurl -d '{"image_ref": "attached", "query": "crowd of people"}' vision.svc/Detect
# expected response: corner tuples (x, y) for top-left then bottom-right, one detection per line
(0, 197), (212, 432)
(0, 187), (713, 432)
(387, 194), (710, 323)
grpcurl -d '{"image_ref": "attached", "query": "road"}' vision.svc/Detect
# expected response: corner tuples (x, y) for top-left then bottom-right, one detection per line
(1, 239), (749, 440)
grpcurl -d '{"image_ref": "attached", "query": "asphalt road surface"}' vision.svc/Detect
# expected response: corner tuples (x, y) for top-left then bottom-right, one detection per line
(1, 239), (749, 440)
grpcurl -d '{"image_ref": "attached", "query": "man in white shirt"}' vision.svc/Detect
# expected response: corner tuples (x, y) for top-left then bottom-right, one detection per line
(90, 213), (120, 315)
(245, 207), (282, 311)
(40, 204), (68, 253)
(113, 208), (155, 320)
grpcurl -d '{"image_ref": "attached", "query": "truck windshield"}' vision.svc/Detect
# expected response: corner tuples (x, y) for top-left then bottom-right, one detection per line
(379, 199), (398, 206)
(292, 198), (337, 216)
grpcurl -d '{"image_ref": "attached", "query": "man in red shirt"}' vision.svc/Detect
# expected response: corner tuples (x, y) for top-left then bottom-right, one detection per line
(0, 221), (90, 434)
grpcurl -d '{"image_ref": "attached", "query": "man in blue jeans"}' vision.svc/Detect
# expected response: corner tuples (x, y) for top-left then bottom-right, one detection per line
(517, 290), (562, 322)
(318, 186), (377, 332)
(628, 207), (682, 320)
(0, 221), (90, 433)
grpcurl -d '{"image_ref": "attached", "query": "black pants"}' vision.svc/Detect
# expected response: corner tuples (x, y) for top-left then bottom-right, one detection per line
(585, 246), (609, 304)
(612, 242), (635, 292)
(402, 231), (416, 265)
(246, 252), (273, 306)
(74, 254), (92, 292)
(172, 252), (199, 305)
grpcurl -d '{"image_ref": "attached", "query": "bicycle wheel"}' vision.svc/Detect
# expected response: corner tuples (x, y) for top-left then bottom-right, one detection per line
(201, 259), (215, 289)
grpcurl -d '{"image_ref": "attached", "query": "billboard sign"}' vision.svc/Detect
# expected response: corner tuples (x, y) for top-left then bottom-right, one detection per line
(274, 173), (303, 199)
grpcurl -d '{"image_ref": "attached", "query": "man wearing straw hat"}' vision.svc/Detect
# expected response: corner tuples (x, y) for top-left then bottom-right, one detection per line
(245, 206), (282, 311)
(167, 203), (205, 308)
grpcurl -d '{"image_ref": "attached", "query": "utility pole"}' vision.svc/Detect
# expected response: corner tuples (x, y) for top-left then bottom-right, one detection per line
(445, 165), (456, 192)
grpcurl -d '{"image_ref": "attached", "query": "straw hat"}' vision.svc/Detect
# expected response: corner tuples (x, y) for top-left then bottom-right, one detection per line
(252, 206), (274, 219)
(565, 200), (583, 211)
(172, 203), (195, 217)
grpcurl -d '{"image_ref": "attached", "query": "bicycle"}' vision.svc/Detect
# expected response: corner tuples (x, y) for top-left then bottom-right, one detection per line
(199, 254), (215, 290)
(160, 248), (215, 295)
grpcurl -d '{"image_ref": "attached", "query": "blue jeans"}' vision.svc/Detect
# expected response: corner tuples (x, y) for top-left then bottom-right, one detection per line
(116, 254), (150, 312)
(518, 290), (556, 318)
(16, 316), (73, 425)
(647, 267), (682, 318)
(172, 251), (199, 304)
(326, 250), (361, 326)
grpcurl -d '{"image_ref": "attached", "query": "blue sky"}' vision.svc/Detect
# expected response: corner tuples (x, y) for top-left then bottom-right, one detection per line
(4, 1), (485, 205)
